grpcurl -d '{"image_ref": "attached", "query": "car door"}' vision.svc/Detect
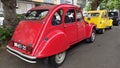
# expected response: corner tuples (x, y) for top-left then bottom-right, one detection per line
(76, 9), (85, 40)
(64, 8), (77, 44)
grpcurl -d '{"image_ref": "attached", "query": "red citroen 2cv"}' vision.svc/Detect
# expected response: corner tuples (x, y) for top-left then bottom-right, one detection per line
(7, 4), (96, 66)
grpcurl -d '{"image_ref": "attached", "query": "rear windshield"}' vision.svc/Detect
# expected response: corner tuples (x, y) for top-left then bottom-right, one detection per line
(24, 10), (49, 20)
(108, 12), (118, 17)
(86, 13), (100, 17)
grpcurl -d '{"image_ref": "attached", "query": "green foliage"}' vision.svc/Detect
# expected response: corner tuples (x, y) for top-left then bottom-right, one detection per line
(85, 3), (91, 11)
(100, 0), (120, 10)
(17, 14), (24, 22)
(0, 27), (13, 42)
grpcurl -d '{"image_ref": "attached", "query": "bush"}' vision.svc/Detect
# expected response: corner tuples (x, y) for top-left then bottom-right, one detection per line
(17, 14), (24, 22)
(0, 27), (14, 45)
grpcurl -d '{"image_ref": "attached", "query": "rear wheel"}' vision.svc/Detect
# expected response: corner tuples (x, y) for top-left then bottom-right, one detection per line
(116, 21), (120, 26)
(49, 51), (66, 67)
(86, 29), (96, 43)
(98, 29), (105, 34)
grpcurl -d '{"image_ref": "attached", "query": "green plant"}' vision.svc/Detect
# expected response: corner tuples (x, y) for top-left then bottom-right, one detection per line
(0, 27), (13, 43)
(17, 14), (24, 22)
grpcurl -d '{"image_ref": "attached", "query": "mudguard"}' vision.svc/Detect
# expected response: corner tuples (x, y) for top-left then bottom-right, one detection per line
(107, 19), (113, 26)
(86, 23), (95, 38)
(34, 30), (69, 58)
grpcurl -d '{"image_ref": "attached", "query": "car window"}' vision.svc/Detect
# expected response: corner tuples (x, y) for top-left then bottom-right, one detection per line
(52, 9), (63, 25)
(109, 12), (118, 17)
(64, 9), (75, 23)
(86, 13), (100, 17)
(25, 10), (48, 20)
(76, 10), (83, 22)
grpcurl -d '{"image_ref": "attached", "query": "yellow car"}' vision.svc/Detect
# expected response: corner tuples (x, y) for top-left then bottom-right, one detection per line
(84, 10), (113, 34)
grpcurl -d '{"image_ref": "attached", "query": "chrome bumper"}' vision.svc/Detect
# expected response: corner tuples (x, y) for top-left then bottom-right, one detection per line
(6, 45), (36, 63)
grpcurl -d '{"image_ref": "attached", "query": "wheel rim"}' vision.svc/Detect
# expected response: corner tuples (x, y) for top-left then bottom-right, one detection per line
(55, 51), (66, 64)
(102, 29), (105, 33)
(118, 21), (120, 25)
(91, 31), (95, 41)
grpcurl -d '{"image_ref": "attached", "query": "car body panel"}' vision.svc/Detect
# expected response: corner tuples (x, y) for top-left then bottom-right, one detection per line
(7, 4), (95, 63)
(85, 10), (113, 29)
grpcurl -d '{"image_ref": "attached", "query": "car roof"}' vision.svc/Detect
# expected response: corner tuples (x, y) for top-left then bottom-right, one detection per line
(30, 4), (78, 11)
(86, 10), (107, 13)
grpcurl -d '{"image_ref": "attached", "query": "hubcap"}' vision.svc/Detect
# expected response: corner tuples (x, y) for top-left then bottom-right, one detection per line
(118, 21), (120, 25)
(102, 29), (105, 33)
(55, 51), (66, 64)
(91, 31), (95, 41)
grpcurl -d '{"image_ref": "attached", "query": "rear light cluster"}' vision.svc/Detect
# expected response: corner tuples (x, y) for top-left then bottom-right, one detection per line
(8, 41), (33, 54)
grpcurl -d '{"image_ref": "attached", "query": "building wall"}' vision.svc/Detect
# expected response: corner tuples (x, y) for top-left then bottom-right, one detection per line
(32, 0), (44, 2)
(16, 1), (35, 14)
(0, 1), (3, 14)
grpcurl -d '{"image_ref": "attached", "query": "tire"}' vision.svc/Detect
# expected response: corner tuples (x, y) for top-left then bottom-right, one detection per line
(108, 26), (112, 29)
(49, 51), (66, 67)
(86, 29), (96, 43)
(98, 29), (105, 34)
(116, 21), (120, 26)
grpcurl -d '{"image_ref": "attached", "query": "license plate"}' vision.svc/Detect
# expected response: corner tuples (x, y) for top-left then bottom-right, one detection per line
(14, 43), (26, 50)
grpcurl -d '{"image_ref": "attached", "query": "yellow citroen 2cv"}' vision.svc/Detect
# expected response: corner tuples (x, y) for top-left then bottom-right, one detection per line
(84, 10), (113, 34)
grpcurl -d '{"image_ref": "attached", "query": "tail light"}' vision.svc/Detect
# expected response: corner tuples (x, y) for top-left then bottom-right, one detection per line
(26, 45), (32, 54)
(8, 40), (14, 47)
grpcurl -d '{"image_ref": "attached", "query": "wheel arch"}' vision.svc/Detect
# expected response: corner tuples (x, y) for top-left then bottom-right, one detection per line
(34, 30), (69, 58)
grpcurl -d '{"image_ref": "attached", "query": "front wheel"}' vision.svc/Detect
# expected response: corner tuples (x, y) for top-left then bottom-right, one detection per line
(49, 51), (66, 66)
(86, 29), (96, 43)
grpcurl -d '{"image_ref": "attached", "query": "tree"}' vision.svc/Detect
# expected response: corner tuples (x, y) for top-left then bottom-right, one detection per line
(91, 0), (104, 10)
(1, 0), (18, 29)
(100, 0), (120, 10)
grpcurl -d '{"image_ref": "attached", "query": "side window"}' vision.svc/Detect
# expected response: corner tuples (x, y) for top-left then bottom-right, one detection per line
(102, 13), (105, 18)
(52, 9), (63, 25)
(76, 10), (83, 22)
(64, 9), (75, 23)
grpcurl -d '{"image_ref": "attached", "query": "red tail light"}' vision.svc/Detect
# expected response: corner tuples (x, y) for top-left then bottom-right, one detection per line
(8, 40), (14, 47)
(26, 45), (32, 54)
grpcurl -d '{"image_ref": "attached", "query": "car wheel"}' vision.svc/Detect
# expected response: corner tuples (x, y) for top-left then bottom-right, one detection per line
(117, 21), (120, 26)
(98, 29), (105, 34)
(108, 26), (112, 29)
(86, 29), (96, 43)
(49, 51), (66, 66)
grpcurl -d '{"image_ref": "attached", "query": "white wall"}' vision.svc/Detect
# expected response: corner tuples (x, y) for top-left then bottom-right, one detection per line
(0, 1), (3, 14)
(16, 1), (35, 14)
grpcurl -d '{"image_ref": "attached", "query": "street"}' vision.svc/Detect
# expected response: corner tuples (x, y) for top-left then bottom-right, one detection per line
(1, 26), (120, 68)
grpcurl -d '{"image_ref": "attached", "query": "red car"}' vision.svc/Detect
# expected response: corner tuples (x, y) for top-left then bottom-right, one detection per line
(7, 4), (96, 66)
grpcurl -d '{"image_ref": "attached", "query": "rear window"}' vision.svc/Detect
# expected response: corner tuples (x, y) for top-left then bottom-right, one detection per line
(24, 10), (49, 20)
(86, 13), (100, 17)
(108, 12), (118, 17)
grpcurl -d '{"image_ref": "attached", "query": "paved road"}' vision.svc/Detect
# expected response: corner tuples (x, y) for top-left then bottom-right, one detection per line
(1, 26), (120, 68)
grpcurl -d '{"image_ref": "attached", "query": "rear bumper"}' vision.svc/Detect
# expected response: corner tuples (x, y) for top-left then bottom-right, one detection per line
(6, 45), (36, 63)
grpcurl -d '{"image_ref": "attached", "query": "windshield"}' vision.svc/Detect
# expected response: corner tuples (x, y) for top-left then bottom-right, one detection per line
(86, 13), (100, 17)
(24, 10), (49, 20)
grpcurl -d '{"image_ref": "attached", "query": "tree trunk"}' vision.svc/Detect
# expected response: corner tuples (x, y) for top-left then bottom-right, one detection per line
(1, 0), (18, 29)
(91, 0), (103, 10)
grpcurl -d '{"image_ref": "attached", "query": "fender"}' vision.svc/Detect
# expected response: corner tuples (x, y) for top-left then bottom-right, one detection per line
(86, 23), (95, 38)
(34, 30), (69, 58)
(107, 19), (113, 26)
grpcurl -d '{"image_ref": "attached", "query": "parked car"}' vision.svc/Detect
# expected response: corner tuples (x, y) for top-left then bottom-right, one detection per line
(0, 14), (4, 26)
(108, 11), (120, 26)
(7, 4), (96, 67)
(84, 10), (113, 34)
